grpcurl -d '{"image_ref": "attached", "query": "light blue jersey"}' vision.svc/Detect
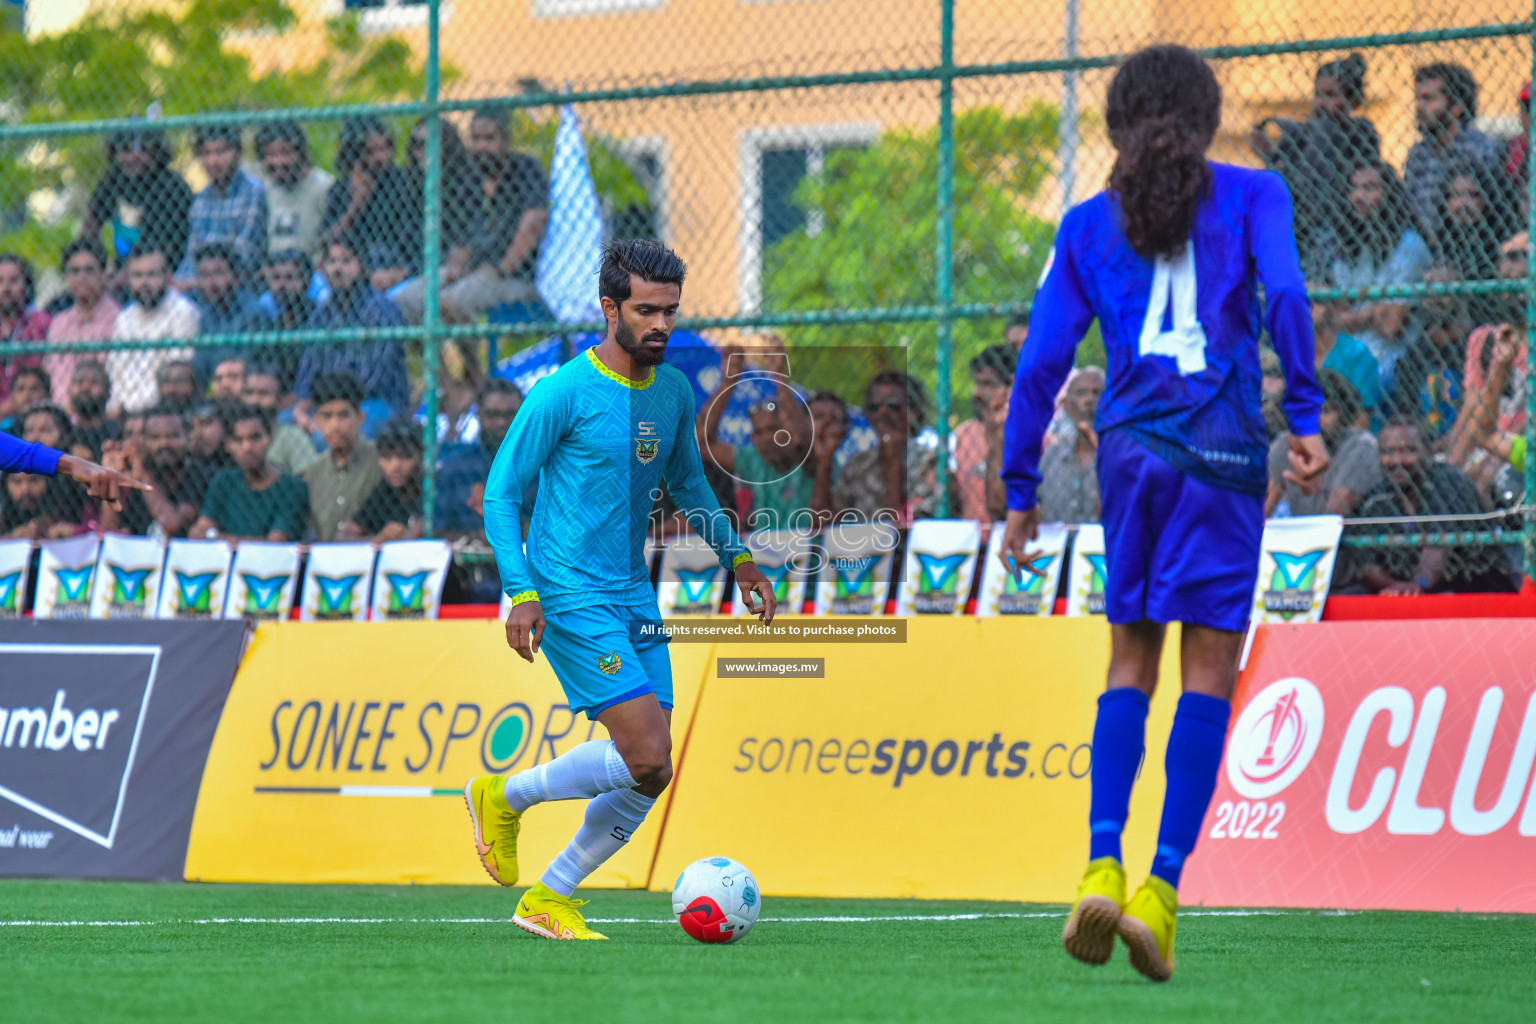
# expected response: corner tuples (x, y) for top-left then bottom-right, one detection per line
(484, 346), (751, 614)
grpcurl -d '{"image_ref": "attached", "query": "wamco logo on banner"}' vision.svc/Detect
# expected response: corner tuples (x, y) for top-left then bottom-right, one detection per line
(0, 643), (156, 852)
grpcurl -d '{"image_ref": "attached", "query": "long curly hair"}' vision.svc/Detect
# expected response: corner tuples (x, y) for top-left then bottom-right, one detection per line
(1106, 46), (1222, 259)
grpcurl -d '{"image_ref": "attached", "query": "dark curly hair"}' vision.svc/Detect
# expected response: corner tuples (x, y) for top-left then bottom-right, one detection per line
(1106, 46), (1222, 259)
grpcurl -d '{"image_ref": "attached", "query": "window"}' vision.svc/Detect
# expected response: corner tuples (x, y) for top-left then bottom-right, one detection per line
(532, 0), (665, 18)
(333, 0), (448, 31)
(737, 124), (877, 312)
(610, 136), (670, 243)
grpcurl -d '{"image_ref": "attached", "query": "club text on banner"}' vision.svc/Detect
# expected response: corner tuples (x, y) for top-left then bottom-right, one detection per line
(184, 621), (712, 885)
(651, 617), (1181, 901)
(1184, 620), (1536, 913)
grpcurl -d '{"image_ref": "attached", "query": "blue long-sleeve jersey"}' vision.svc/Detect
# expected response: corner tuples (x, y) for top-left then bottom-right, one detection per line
(483, 346), (752, 614)
(1003, 163), (1323, 509)
(0, 433), (62, 476)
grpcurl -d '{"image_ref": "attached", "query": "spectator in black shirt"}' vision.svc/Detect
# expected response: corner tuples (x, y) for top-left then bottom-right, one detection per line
(320, 117), (417, 271)
(68, 360), (119, 457)
(100, 405), (214, 537)
(1433, 163), (1511, 324)
(1342, 417), (1514, 593)
(339, 419), (423, 543)
(1251, 53), (1381, 278)
(79, 130), (192, 276)
(394, 109), (548, 325)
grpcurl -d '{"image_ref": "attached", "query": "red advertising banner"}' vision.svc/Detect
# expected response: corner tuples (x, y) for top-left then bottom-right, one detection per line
(1183, 620), (1536, 913)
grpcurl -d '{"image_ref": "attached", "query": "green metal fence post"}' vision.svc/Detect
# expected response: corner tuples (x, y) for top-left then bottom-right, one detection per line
(1526, 1), (1535, 585)
(421, 0), (443, 539)
(933, 0), (956, 519)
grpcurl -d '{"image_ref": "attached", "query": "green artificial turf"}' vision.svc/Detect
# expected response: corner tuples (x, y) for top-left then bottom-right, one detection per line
(2, 881), (1532, 1022)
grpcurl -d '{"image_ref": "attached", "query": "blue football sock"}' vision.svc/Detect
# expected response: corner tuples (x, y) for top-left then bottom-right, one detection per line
(1151, 692), (1232, 890)
(1087, 687), (1150, 863)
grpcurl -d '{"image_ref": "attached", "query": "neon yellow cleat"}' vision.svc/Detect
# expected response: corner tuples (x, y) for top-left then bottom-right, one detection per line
(1061, 856), (1127, 966)
(1118, 875), (1178, 982)
(463, 774), (520, 886)
(513, 881), (609, 940)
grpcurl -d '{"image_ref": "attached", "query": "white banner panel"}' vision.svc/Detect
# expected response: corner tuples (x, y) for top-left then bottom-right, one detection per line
(371, 540), (452, 621)
(89, 534), (166, 619)
(813, 521), (899, 616)
(224, 542), (302, 620)
(1251, 515), (1344, 625)
(301, 543), (376, 622)
(978, 522), (1069, 617)
(896, 519), (982, 616)
(657, 534), (728, 617)
(157, 539), (234, 620)
(1065, 523), (1107, 618)
(730, 529), (811, 616)
(0, 539), (32, 619)
(33, 534), (100, 619)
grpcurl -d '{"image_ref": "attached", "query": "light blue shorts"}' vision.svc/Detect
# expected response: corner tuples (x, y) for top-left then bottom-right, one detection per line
(539, 600), (673, 719)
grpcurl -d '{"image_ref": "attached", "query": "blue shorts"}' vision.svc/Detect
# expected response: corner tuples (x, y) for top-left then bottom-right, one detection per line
(540, 600), (673, 719)
(1096, 429), (1263, 632)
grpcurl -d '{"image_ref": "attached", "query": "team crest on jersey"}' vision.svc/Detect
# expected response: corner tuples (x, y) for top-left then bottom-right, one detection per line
(597, 651), (623, 675)
(634, 438), (660, 464)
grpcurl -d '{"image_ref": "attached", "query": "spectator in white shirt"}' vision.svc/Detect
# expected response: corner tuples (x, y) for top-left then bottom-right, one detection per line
(109, 243), (199, 415)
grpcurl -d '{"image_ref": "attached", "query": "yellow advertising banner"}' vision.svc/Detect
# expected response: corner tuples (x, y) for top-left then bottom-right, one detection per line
(650, 618), (1181, 902)
(184, 621), (710, 886)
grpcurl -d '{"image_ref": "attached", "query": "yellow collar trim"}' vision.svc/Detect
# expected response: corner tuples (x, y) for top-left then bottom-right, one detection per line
(585, 346), (655, 390)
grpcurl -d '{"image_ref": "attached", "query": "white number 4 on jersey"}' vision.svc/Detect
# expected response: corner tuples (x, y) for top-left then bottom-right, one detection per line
(1138, 245), (1208, 375)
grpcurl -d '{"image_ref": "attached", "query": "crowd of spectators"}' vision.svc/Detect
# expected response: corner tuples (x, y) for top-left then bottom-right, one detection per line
(0, 61), (1530, 597)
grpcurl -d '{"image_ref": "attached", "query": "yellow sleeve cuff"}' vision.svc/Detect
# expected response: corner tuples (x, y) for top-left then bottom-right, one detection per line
(731, 552), (755, 570)
(508, 590), (541, 607)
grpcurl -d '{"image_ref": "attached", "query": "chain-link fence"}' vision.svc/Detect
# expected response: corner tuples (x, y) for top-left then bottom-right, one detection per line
(0, 0), (1531, 600)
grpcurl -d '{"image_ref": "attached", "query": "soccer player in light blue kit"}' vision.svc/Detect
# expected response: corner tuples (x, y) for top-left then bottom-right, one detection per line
(464, 240), (776, 940)
(999, 47), (1329, 981)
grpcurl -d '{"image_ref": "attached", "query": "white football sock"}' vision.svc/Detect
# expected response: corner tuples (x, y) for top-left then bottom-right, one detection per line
(541, 787), (657, 898)
(503, 740), (636, 813)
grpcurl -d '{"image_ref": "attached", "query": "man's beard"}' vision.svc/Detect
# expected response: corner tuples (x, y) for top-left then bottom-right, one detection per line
(133, 285), (166, 310)
(614, 318), (669, 367)
(72, 394), (107, 420)
(474, 151), (506, 177)
(275, 292), (312, 321)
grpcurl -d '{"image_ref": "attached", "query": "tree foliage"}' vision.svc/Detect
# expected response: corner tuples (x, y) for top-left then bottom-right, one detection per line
(0, 0), (426, 268)
(762, 104), (1061, 408)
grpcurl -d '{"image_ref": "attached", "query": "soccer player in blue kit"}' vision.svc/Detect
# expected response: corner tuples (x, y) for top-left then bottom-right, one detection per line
(999, 47), (1329, 981)
(464, 240), (777, 941)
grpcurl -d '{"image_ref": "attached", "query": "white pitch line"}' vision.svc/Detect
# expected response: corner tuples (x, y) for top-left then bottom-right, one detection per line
(0, 909), (1357, 928)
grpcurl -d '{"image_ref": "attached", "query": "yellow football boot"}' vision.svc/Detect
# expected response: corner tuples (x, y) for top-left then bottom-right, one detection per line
(463, 774), (520, 886)
(513, 881), (609, 940)
(1118, 875), (1178, 982)
(1061, 856), (1126, 966)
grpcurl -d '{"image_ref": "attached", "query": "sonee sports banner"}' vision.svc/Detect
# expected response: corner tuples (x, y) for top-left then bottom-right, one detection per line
(0, 620), (247, 880)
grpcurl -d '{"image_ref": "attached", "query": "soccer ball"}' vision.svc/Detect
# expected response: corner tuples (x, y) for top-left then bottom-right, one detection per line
(671, 856), (760, 944)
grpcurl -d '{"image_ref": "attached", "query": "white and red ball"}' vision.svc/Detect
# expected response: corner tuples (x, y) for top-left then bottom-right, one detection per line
(671, 856), (760, 944)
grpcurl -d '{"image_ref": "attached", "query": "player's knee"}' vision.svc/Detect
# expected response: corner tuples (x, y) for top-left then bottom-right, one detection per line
(622, 743), (673, 789)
